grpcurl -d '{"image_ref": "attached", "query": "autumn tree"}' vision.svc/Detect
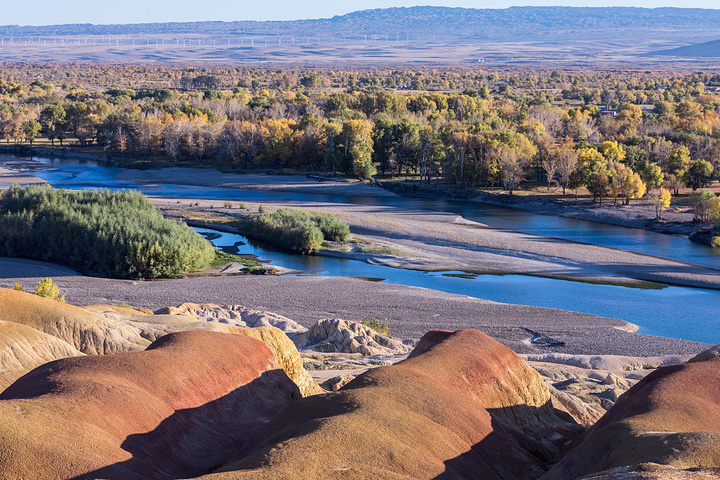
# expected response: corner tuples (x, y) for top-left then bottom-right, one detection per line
(340, 119), (375, 179)
(496, 134), (537, 195)
(648, 187), (672, 220)
(607, 162), (646, 205)
(690, 189), (720, 223)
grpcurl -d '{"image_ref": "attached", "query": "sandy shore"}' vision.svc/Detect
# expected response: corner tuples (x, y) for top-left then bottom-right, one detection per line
(155, 194), (720, 291)
(466, 190), (700, 236)
(0, 165), (46, 186)
(0, 257), (709, 357)
(116, 167), (397, 197)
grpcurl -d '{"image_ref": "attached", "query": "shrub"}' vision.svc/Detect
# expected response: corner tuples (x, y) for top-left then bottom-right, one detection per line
(13, 278), (66, 302)
(34, 278), (66, 303)
(0, 186), (214, 279)
(223, 201), (233, 209)
(239, 208), (349, 253)
(361, 316), (391, 337)
(311, 212), (350, 242)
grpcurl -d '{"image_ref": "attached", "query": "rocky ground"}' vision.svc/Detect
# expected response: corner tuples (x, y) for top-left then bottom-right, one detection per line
(0, 257), (710, 357)
(0, 289), (717, 479)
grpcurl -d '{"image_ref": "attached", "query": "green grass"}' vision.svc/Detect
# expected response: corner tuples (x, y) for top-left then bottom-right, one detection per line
(0, 186), (214, 279)
(359, 246), (402, 256)
(208, 250), (274, 274)
(209, 251), (263, 268)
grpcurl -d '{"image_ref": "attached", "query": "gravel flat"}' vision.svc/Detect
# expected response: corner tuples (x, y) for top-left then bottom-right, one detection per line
(0, 258), (708, 357)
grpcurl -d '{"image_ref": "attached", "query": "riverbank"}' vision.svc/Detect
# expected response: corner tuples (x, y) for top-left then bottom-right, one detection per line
(0, 257), (709, 357)
(383, 181), (704, 237)
(1, 157), (718, 351)
(2, 156), (719, 290)
(153, 194), (720, 291)
(0, 150), (707, 238)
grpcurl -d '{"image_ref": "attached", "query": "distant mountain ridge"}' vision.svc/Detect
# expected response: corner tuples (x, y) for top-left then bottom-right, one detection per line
(4, 6), (720, 42)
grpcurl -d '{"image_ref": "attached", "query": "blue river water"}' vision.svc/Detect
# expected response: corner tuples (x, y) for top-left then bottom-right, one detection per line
(5, 154), (720, 344)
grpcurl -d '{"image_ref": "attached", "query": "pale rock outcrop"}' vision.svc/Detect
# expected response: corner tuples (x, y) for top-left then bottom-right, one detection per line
(322, 374), (357, 392)
(294, 318), (411, 356)
(155, 303), (307, 334)
(524, 353), (691, 371)
(688, 344), (720, 363)
(0, 289), (150, 354)
(548, 385), (606, 427)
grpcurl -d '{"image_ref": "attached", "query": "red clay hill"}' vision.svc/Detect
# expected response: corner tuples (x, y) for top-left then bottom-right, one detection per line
(0, 316), (718, 478)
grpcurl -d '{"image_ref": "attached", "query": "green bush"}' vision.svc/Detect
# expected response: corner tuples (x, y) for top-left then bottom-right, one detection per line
(0, 186), (214, 279)
(13, 278), (66, 303)
(239, 208), (349, 254)
(311, 212), (350, 242)
(361, 316), (391, 337)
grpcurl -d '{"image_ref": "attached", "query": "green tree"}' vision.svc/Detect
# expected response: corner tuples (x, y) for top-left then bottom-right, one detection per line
(667, 146), (691, 177)
(685, 159), (714, 191)
(21, 120), (41, 145)
(39, 104), (66, 146)
(690, 189), (720, 223)
(341, 119), (375, 179)
(640, 163), (664, 190)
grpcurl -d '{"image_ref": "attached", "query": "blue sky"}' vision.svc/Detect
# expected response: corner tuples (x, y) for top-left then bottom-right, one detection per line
(7, 1), (720, 25)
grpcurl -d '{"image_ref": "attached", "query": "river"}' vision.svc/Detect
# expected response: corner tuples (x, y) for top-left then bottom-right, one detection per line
(5, 154), (720, 344)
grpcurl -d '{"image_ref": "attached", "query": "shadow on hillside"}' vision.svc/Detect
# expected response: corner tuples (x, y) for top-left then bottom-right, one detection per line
(436, 402), (584, 480)
(69, 369), (304, 480)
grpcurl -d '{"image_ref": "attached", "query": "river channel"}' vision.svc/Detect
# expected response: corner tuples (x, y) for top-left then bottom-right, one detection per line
(5, 154), (720, 344)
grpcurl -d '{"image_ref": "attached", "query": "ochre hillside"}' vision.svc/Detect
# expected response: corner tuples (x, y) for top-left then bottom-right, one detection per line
(0, 320), (83, 389)
(205, 329), (582, 479)
(542, 357), (720, 479)
(0, 331), (301, 480)
(0, 288), (150, 354)
(0, 289), (321, 396)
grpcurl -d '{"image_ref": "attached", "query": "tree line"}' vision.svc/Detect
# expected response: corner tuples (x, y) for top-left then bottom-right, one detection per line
(2, 67), (720, 204)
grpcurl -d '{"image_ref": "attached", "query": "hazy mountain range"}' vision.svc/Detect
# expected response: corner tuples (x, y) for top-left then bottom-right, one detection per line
(3, 6), (720, 43)
(1, 7), (719, 64)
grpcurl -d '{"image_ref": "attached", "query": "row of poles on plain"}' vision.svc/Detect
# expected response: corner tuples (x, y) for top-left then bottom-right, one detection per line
(0, 34), (436, 48)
